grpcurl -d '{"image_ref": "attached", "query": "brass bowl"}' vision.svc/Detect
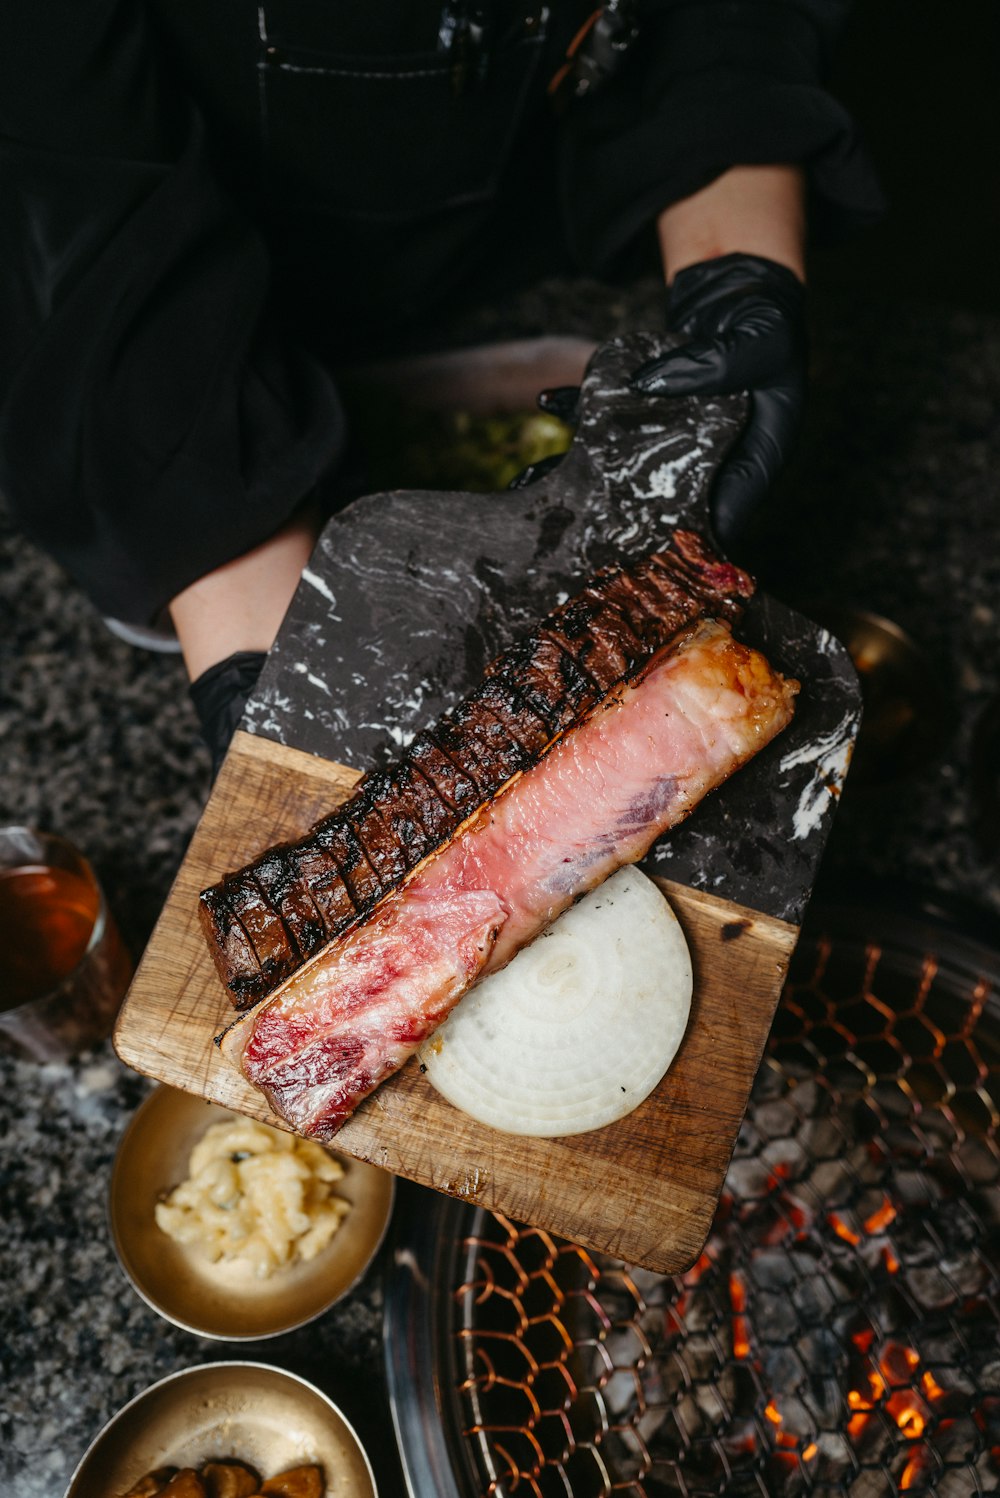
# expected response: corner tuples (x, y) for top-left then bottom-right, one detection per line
(109, 1085), (395, 1340)
(64, 1361), (377, 1497)
(809, 605), (950, 786)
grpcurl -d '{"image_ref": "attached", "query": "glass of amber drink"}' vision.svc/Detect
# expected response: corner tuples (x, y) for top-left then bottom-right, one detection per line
(0, 827), (134, 1062)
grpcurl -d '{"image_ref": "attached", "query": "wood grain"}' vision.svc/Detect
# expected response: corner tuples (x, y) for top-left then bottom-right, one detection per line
(115, 729), (799, 1273)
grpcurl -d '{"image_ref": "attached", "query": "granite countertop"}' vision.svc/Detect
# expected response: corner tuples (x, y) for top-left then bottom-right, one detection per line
(2, 281), (998, 1498)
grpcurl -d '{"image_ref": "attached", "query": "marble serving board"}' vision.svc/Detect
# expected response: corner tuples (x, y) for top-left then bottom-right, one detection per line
(115, 333), (861, 1273)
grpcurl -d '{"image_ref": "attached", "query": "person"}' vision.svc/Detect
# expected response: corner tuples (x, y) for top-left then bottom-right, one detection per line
(0, 1), (882, 771)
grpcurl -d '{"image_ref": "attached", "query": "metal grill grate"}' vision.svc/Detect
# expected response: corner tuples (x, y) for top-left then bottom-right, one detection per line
(411, 902), (1000, 1498)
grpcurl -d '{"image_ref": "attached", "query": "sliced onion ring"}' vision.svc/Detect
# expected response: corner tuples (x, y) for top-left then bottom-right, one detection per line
(417, 868), (692, 1137)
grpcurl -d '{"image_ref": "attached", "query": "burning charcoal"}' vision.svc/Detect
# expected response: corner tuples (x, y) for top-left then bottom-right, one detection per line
(760, 1347), (809, 1407)
(789, 1264), (849, 1325)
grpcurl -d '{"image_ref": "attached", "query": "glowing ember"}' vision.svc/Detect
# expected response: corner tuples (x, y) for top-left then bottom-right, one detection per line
(840, 1341), (947, 1457)
(887, 1390), (927, 1438)
(900, 1452), (923, 1489)
(827, 1211), (861, 1246)
(762, 1400), (799, 1451)
(729, 1272), (750, 1359)
(863, 1195), (898, 1233)
(881, 1342), (921, 1386)
(668, 1250), (713, 1327)
(686, 1252), (712, 1284)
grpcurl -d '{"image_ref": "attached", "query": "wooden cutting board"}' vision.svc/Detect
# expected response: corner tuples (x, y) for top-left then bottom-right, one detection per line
(115, 731), (799, 1273)
(115, 334), (860, 1273)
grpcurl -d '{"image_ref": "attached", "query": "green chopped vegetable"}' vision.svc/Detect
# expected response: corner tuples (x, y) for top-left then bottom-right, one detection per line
(349, 398), (573, 493)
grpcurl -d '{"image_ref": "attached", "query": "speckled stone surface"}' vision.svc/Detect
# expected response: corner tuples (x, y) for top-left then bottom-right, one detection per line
(1, 281), (999, 1498)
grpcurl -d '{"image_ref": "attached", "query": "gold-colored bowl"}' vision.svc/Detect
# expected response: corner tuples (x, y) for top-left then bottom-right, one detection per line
(808, 605), (950, 786)
(109, 1085), (395, 1340)
(64, 1361), (377, 1497)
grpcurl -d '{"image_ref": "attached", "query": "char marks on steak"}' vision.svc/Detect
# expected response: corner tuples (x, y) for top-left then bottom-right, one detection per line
(199, 531), (755, 1008)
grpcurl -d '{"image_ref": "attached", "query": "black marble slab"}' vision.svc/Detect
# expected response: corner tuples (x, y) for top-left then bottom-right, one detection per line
(245, 333), (862, 927)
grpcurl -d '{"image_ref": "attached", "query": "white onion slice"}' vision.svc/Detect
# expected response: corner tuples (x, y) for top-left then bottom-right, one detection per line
(417, 868), (692, 1137)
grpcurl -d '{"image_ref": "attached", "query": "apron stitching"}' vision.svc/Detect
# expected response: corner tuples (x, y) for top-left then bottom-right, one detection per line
(272, 62), (454, 79)
(257, 4), (271, 179)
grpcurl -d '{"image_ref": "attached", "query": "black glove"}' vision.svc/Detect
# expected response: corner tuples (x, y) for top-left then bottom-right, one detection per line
(189, 650), (267, 781)
(631, 253), (807, 546)
(507, 452), (566, 490)
(506, 386), (582, 489)
(535, 386), (581, 426)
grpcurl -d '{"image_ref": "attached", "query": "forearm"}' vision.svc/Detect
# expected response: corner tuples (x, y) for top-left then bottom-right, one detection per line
(656, 165), (807, 285)
(168, 501), (322, 681)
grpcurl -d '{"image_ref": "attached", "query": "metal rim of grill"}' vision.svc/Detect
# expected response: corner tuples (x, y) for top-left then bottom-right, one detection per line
(384, 892), (1000, 1498)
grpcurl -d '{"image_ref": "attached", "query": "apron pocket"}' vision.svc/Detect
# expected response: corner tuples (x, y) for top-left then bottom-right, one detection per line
(259, 26), (546, 222)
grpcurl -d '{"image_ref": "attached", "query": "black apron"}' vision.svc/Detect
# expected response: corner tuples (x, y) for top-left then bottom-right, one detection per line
(150, 0), (586, 356)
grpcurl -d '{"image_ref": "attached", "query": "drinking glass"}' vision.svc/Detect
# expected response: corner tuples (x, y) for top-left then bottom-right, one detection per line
(0, 827), (134, 1062)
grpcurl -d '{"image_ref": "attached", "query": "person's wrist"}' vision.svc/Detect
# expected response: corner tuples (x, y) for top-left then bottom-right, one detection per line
(657, 165), (807, 285)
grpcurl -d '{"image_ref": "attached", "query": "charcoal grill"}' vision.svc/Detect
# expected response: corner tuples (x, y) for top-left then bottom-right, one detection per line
(384, 894), (1000, 1498)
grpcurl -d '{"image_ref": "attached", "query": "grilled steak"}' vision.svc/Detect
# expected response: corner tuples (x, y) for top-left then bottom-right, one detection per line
(219, 617), (798, 1138)
(200, 530), (755, 1008)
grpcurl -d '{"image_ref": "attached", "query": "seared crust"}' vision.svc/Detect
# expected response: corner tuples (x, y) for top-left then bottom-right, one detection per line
(285, 840), (356, 934)
(407, 731), (481, 813)
(253, 850), (324, 960)
(313, 818), (381, 913)
(197, 873), (298, 1007)
(200, 531), (755, 1007)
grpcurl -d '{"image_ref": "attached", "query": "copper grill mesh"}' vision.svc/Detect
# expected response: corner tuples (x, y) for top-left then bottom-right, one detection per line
(450, 915), (1000, 1498)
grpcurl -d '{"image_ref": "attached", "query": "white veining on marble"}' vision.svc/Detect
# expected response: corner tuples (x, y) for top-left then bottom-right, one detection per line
(780, 717), (857, 841)
(291, 661), (332, 697)
(302, 566), (340, 612)
(645, 449), (701, 500)
(364, 721), (417, 749)
(813, 625), (849, 659)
